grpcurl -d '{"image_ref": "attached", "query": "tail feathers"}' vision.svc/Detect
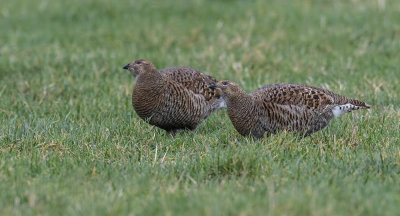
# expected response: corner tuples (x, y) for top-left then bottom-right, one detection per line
(363, 103), (371, 109)
(350, 99), (371, 109)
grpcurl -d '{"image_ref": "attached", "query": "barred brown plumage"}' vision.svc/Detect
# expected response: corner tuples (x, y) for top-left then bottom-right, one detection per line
(217, 80), (370, 138)
(123, 59), (226, 133)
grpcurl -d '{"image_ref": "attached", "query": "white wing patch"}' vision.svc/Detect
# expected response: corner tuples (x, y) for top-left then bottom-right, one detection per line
(332, 103), (363, 117)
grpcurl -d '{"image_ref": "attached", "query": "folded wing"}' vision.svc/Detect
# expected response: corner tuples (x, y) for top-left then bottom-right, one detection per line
(160, 67), (219, 101)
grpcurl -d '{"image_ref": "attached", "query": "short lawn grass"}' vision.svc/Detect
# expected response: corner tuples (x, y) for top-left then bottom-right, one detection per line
(1, 0), (399, 215)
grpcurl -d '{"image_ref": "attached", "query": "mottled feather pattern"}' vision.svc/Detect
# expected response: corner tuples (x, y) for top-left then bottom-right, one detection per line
(124, 59), (224, 132)
(154, 80), (208, 130)
(218, 81), (370, 138)
(124, 59), (369, 137)
(160, 67), (219, 101)
(253, 83), (369, 111)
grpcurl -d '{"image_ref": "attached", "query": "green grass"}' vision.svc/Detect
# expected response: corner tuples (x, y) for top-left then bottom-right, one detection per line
(1, 0), (400, 215)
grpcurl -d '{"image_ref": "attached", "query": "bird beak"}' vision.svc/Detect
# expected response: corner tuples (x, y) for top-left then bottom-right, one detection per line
(122, 64), (130, 70)
(209, 83), (217, 90)
(215, 88), (223, 98)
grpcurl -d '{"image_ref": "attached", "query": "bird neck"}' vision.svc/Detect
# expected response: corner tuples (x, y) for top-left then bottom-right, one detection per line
(136, 69), (164, 88)
(226, 92), (255, 136)
(226, 92), (254, 115)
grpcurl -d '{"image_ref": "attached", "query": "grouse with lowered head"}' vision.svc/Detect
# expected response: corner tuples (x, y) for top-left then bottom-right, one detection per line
(216, 80), (370, 138)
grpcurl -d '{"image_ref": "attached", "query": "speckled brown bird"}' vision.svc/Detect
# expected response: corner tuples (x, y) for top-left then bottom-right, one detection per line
(216, 80), (370, 138)
(122, 59), (225, 133)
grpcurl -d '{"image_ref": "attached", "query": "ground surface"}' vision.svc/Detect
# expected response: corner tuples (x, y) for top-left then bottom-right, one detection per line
(1, 0), (400, 215)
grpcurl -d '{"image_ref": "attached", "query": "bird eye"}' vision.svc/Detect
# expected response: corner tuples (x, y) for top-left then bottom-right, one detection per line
(136, 61), (142, 65)
(222, 82), (229, 86)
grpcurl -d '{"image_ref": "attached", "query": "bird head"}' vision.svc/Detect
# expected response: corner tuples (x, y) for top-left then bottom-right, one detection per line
(122, 59), (157, 78)
(216, 80), (246, 99)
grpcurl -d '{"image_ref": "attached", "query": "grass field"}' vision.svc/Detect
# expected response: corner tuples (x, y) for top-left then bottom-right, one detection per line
(1, 0), (400, 215)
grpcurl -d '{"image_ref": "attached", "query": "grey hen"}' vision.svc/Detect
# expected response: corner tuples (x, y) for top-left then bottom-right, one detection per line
(217, 80), (370, 138)
(123, 59), (225, 133)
